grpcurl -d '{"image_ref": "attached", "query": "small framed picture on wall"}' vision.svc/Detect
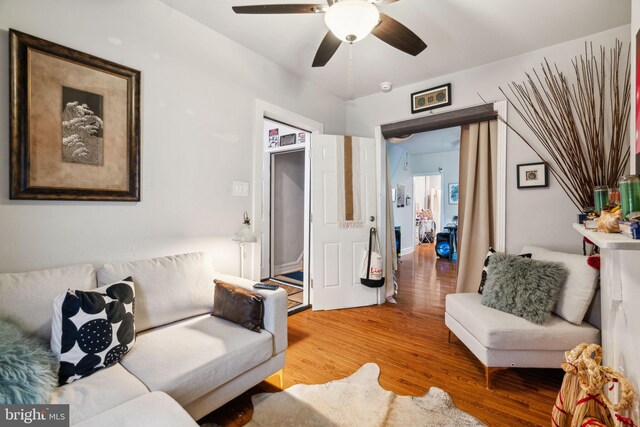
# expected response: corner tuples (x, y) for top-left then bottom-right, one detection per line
(268, 129), (279, 147)
(517, 162), (549, 189)
(411, 83), (452, 114)
(448, 183), (459, 205)
(279, 133), (296, 146)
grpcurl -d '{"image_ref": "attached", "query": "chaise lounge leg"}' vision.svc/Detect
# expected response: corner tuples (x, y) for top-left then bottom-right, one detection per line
(484, 366), (506, 389)
(447, 330), (452, 343)
(276, 369), (284, 389)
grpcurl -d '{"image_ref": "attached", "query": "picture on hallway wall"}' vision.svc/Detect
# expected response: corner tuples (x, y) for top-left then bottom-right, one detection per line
(516, 162), (549, 189)
(448, 183), (459, 205)
(396, 184), (406, 208)
(9, 29), (140, 201)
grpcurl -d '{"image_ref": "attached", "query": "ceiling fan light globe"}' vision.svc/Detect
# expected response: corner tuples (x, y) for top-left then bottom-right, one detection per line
(324, 0), (380, 43)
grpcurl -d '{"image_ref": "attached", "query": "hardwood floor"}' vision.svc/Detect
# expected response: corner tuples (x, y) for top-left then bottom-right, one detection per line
(202, 244), (562, 426)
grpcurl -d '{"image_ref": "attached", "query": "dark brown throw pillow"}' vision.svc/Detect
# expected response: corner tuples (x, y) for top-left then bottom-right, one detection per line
(212, 280), (264, 332)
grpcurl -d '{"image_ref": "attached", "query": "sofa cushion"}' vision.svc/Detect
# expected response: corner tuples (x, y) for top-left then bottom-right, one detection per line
(48, 363), (149, 425)
(121, 314), (273, 407)
(481, 253), (567, 324)
(0, 264), (95, 342)
(478, 248), (532, 294)
(531, 250), (599, 325)
(52, 278), (136, 385)
(0, 318), (57, 404)
(74, 392), (198, 427)
(446, 293), (599, 350)
(97, 253), (214, 332)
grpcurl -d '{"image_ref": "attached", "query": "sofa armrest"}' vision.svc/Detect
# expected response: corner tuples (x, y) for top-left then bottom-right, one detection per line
(212, 272), (287, 355)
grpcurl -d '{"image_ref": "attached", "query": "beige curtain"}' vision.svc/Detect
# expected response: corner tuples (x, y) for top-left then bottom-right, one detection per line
(385, 154), (397, 299)
(456, 120), (498, 293)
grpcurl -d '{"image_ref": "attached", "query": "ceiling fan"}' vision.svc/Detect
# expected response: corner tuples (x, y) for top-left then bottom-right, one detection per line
(232, 0), (427, 67)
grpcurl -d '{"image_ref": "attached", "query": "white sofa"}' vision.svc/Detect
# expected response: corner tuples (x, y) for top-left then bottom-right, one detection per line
(0, 252), (288, 426)
(445, 246), (600, 388)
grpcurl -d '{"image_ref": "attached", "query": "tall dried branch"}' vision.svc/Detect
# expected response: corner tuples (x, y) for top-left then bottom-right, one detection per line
(499, 40), (630, 212)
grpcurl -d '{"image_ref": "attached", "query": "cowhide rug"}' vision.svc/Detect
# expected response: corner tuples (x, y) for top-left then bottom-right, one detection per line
(245, 363), (485, 426)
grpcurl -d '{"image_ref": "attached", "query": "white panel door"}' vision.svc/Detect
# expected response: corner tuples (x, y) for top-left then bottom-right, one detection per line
(311, 135), (379, 311)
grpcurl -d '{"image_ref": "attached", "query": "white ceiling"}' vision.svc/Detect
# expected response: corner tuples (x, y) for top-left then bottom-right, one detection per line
(393, 126), (460, 155)
(160, 0), (631, 100)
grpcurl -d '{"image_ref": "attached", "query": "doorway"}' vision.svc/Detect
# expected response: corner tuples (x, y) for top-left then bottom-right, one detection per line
(387, 127), (460, 265)
(261, 117), (311, 312)
(270, 149), (305, 308)
(377, 102), (507, 301)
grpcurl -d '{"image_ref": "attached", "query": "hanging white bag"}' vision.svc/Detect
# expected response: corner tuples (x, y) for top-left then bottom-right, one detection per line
(360, 227), (385, 288)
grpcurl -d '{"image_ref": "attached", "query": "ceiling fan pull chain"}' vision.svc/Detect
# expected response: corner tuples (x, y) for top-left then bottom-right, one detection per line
(347, 43), (355, 101)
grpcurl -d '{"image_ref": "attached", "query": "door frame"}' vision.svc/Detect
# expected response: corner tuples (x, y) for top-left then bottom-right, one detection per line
(252, 100), (323, 308)
(374, 101), (507, 305)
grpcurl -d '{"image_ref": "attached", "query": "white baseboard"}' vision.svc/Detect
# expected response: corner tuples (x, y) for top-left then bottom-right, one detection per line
(400, 247), (415, 256)
(273, 252), (304, 276)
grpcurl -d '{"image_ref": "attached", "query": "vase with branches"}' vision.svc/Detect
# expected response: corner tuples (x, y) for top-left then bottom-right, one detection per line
(498, 40), (630, 213)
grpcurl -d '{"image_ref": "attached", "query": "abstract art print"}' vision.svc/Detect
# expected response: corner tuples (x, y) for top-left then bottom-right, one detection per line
(448, 183), (459, 204)
(10, 29), (140, 201)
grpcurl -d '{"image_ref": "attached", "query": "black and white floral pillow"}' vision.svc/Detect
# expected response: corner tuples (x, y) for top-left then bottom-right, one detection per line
(478, 249), (532, 294)
(51, 277), (135, 385)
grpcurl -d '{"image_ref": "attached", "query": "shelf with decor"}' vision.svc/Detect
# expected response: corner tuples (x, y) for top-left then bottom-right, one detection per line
(572, 223), (640, 250)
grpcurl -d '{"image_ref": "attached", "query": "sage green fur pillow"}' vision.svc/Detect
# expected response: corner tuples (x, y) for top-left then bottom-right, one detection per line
(480, 253), (568, 324)
(0, 318), (57, 404)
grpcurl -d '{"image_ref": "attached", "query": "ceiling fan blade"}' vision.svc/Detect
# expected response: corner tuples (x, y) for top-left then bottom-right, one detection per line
(370, 0), (400, 4)
(232, 4), (325, 14)
(372, 13), (427, 56)
(312, 31), (342, 67)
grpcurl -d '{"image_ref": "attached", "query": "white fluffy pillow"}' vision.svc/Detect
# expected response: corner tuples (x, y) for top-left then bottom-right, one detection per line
(529, 250), (598, 325)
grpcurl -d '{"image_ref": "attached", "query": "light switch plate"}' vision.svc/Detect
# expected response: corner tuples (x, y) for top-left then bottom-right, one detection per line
(232, 181), (249, 197)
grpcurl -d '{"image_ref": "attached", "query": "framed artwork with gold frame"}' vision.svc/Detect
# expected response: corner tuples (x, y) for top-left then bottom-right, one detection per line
(411, 83), (452, 114)
(10, 29), (141, 201)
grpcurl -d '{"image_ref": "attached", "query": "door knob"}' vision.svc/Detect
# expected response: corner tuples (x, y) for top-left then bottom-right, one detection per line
(369, 216), (375, 222)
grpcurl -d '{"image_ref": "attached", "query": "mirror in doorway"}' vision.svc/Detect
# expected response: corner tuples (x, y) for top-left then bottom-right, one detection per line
(396, 184), (406, 208)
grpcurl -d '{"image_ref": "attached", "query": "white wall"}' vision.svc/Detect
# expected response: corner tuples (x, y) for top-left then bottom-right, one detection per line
(272, 151), (305, 273)
(348, 25), (631, 254)
(0, 0), (346, 274)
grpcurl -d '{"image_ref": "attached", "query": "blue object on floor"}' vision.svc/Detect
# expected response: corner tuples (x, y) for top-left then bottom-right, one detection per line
(283, 271), (304, 282)
(436, 241), (451, 258)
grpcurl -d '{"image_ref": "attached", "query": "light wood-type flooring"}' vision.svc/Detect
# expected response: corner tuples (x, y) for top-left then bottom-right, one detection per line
(202, 244), (562, 426)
